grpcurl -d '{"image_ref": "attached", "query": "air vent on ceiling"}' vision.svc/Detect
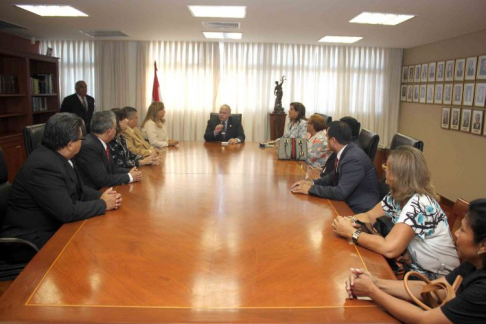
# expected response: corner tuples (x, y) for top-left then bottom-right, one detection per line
(80, 30), (128, 38)
(202, 21), (240, 29)
(0, 20), (29, 30)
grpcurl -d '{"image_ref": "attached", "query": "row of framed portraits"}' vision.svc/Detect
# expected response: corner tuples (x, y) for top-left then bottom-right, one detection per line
(402, 55), (486, 83)
(401, 82), (486, 107)
(441, 107), (485, 136)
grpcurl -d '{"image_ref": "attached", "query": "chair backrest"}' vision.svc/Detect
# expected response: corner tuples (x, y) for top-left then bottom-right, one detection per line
(0, 147), (7, 185)
(358, 128), (380, 162)
(23, 123), (46, 157)
(315, 113), (332, 128)
(448, 198), (469, 242)
(378, 171), (389, 200)
(0, 148), (11, 230)
(209, 112), (242, 124)
(390, 133), (424, 151)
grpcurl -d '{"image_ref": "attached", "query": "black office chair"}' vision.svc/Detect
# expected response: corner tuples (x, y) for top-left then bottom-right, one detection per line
(316, 113), (332, 128)
(210, 112), (242, 124)
(358, 128), (380, 162)
(23, 123), (46, 157)
(390, 133), (424, 151)
(0, 147), (39, 281)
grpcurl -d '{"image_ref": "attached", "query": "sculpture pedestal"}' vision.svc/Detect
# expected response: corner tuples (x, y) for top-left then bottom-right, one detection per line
(269, 112), (287, 140)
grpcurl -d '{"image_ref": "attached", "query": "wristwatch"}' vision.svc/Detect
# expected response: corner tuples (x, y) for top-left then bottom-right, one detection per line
(352, 228), (363, 244)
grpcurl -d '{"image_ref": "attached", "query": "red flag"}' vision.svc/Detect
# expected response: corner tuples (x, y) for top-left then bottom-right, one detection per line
(152, 61), (160, 102)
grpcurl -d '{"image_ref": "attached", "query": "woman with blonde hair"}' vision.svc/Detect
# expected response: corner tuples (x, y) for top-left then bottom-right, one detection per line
(142, 101), (179, 148)
(306, 114), (329, 167)
(333, 146), (459, 279)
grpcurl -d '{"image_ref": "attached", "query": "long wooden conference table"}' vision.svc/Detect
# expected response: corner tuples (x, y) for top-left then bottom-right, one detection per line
(0, 142), (397, 323)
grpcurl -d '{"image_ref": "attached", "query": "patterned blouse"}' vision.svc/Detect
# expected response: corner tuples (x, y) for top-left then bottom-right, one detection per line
(281, 118), (308, 139)
(382, 193), (459, 279)
(306, 130), (329, 167)
(109, 135), (142, 168)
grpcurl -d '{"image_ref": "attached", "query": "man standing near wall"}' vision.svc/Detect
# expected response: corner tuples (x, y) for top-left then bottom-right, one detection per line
(61, 80), (95, 133)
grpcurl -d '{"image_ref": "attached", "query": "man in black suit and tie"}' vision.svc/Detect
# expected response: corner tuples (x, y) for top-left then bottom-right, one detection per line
(291, 121), (380, 213)
(1, 113), (121, 259)
(61, 80), (95, 133)
(204, 104), (245, 144)
(75, 111), (142, 190)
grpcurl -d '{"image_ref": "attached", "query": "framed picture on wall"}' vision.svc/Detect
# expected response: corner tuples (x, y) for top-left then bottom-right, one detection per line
(454, 58), (465, 81)
(400, 85), (407, 101)
(428, 62), (436, 82)
(414, 65), (421, 82)
(407, 85), (413, 102)
(474, 83), (486, 107)
(451, 108), (461, 130)
(443, 84), (453, 104)
(419, 84), (427, 103)
(471, 109), (484, 135)
(421, 63), (428, 82)
(477, 55), (486, 80)
(445, 60), (455, 81)
(413, 85), (420, 102)
(441, 107), (450, 129)
(461, 108), (472, 132)
(465, 56), (478, 80)
(402, 67), (408, 83)
(434, 84), (443, 104)
(408, 66), (415, 82)
(463, 83), (475, 106)
(436, 61), (445, 81)
(453, 83), (463, 105)
(426, 84), (435, 104)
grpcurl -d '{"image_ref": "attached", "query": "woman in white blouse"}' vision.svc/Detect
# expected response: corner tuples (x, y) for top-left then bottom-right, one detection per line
(142, 101), (179, 148)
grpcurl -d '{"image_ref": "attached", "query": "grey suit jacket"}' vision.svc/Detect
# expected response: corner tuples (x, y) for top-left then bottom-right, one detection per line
(1, 146), (105, 249)
(309, 141), (380, 213)
(74, 133), (131, 190)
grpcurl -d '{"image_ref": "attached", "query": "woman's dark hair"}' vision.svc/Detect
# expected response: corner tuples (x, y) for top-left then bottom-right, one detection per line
(339, 116), (361, 138)
(290, 102), (307, 124)
(111, 108), (127, 135)
(467, 198), (486, 265)
(42, 113), (83, 150)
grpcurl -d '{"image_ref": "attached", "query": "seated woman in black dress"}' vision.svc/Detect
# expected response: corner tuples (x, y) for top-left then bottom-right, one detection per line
(109, 108), (157, 168)
(344, 198), (486, 323)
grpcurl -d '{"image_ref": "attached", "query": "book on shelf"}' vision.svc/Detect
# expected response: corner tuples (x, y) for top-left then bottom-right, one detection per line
(32, 96), (48, 112)
(0, 74), (19, 94)
(30, 74), (54, 94)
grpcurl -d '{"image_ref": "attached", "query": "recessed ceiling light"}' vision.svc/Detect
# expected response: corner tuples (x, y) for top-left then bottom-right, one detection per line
(350, 12), (415, 25)
(318, 36), (362, 44)
(188, 6), (246, 18)
(15, 5), (88, 17)
(203, 32), (242, 40)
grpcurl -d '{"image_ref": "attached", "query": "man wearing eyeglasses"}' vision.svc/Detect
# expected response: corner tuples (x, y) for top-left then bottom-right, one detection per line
(1, 113), (122, 260)
(74, 111), (142, 190)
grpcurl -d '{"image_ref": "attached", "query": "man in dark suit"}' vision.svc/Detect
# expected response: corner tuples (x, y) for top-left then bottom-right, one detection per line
(75, 111), (142, 190)
(1, 113), (121, 258)
(204, 104), (245, 144)
(291, 121), (380, 213)
(61, 80), (95, 133)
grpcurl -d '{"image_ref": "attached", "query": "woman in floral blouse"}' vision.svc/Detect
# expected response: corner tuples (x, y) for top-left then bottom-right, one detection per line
(109, 108), (157, 168)
(306, 114), (329, 167)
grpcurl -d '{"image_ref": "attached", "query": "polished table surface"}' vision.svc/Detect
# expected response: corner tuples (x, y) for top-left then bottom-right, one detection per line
(0, 142), (397, 323)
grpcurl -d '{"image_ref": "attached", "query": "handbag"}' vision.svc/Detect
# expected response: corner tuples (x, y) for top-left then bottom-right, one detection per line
(277, 138), (308, 161)
(404, 271), (462, 310)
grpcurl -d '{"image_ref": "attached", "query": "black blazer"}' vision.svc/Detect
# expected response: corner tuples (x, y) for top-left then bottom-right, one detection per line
(74, 133), (131, 190)
(204, 116), (245, 142)
(310, 141), (380, 213)
(60, 93), (95, 133)
(1, 146), (106, 249)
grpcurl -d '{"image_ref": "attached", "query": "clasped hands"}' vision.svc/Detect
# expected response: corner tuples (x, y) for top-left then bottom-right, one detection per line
(345, 268), (378, 299)
(332, 216), (360, 239)
(129, 167), (143, 182)
(290, 179), (312, 194)
(101, 187), (122, 210)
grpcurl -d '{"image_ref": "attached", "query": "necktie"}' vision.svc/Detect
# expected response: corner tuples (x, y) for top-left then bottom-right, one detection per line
(82, 97), (88, 111)
(333, 157), (339, 186)
(105, 146), (110, 162)
(222, 122), (227, 140)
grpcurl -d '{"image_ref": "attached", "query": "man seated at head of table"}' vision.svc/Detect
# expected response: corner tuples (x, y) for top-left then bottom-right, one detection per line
(333, 146), (459, 280)
(204, 104), (245, 144)
(291, 121), (380, 213)
(121, 106), (162, 157)
(0, 113), (121, 260)
(344, 198), (486, 323)
(74, 111), (142, 190)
